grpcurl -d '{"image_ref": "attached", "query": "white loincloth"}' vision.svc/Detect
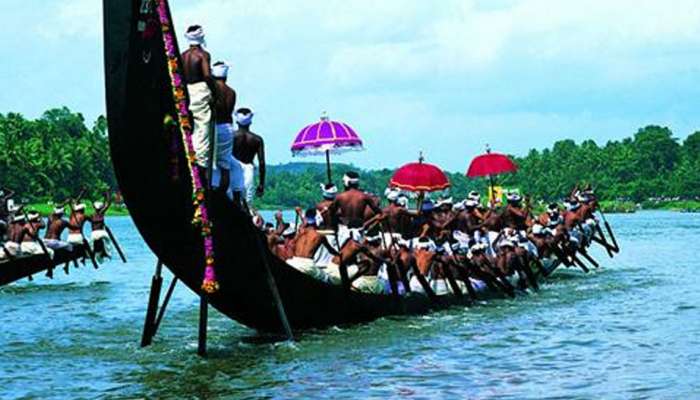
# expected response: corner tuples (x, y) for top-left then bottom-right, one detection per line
(44, 239), (73, 251)
(233, 159), (255, 204)
(377, 264), (406, 295)
(67, 233), (84, 245)
(20, 242), (54, 259)
(337, 225), (364, 247)
(90, 229), (112, 261)
(187, 82), (213, 168)
(381, 232), (403, 250)
(352, 275), (386, 294)
(286, 256), (329, 283)
(324, 261), (359, 285)
(485, 231), (500, 256)
(1, 242), (21, 260)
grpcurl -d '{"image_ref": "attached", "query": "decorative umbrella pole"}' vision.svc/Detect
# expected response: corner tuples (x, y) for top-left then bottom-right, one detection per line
(291, 112), (364, 184)
(466, 144), (518, 205)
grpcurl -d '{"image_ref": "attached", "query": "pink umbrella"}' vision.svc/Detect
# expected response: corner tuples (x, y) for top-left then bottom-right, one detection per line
(291, 112), (363, 183)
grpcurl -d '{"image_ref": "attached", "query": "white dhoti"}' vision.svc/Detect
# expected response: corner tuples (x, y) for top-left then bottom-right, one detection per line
(233, 159), (255, 204)
(1, 242), (21, 260)
(67, 233), (84, 245)
(20, 242), (54, 259)
(212, 123), (245, 199)
(187, 82), (213, 168)
(324, 262), (359, 285)
(352, 275), (386, 294)
(44, 239), (73, 251)
(91, 229), (112, 261)
(286, 256), (329, 282)
(337, 225), (364, 247)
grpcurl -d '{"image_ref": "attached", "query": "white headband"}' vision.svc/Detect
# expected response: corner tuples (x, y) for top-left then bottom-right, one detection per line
(343, 174), (359, 186)
(53, 207), (65, 215)
(185, 26), (205, 46)
(385, 188), (400, 202)
(212, 63), (229, 79)
(396, 195), (408, 208)
(320, 183), (338, 199)
(93, 201), (104, 210)
(235, 110), (254, 126)
(74, 203), (86, 211)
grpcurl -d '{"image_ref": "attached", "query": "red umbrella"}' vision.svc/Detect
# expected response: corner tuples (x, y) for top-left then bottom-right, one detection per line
(466, 146), (518, 201)
(466, 151), (518, 178)
(390, 154), (450, 192)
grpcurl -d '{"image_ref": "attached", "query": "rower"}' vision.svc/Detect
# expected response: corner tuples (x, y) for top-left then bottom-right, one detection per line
(67, 203), (88, 246)
(502, 191), (529, 232)
(232, 108), (265, 212)
(210, 61), (244, 204)
(328, 171), (383, 246)
(182, 24), (215, 175)
(286, 209), (339, 281)
(44, 206), (77, 250)
(90, 194), (112, 262)
(316, 183), (338, 229)
(20, 212), (53, 258)
(382, 188), (415, 240)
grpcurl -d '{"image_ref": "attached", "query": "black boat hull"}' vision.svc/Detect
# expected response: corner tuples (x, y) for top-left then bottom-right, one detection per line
(0, 245), (89, 286)
(103, 0), (558, 334)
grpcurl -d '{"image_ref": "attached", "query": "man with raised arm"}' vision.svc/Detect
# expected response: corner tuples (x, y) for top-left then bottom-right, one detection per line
(182, 25), (215, 175)
(44, 205), (78, 251)
(233, 108), (265, 211)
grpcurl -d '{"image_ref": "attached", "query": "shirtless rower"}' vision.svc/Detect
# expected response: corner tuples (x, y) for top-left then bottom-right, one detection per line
(210, 61), (245, 204)
(44, 205), (78, 250)
(232, 108), (265, 212)
(0, 188), (15, 241)
(67, 202), (89, 247)
(328, 171), (383, 246)
(383, 188), (415, 240)
(182, 25), (215, 175)
(90, 193), (112, 262)
(316, 183), (338, 229)
(20, 212), (53, 258)
(286, 209), (339, 281)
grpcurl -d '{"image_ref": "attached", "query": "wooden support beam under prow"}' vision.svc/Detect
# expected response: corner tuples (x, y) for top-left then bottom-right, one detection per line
(198, 294), (208, 357)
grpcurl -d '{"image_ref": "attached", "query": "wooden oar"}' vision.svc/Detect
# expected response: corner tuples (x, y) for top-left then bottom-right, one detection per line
(578, 248), (600, 268)
(571, 254), (590, 273)
(598, 210), (620, 252)
(105, 225), (127, 263)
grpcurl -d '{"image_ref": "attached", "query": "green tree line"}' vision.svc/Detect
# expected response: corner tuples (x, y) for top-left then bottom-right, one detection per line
(0, 108), (116, 202)
(1, 108), (697, 208)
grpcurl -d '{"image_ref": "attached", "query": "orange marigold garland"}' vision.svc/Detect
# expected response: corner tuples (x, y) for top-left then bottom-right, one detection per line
(157, 0), (218, 293)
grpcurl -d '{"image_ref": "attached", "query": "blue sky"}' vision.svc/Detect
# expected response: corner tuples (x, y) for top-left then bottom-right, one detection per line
(1, 0), (699, 171)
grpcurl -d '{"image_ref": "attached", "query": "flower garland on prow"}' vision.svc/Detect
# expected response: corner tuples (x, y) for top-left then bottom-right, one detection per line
(156, 0), (218, 294)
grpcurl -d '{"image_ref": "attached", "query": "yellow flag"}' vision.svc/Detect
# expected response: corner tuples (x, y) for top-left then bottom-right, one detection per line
(489, 186), (504, 205)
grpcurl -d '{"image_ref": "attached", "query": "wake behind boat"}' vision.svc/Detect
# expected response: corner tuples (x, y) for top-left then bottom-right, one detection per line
(103, 0), (621, 354)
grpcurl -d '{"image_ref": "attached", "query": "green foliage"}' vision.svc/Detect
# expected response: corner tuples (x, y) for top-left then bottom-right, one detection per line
(0, 108), (116, 202)
(1, 110), (696, 210)
(256, 125), (700, 209)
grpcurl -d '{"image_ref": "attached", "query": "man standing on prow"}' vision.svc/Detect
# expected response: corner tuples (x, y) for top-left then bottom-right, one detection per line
(210, 61), (245, 204)
(329, 171), (383, 246)
(182, 25), (215, 177)
(233, 108), (265, 212)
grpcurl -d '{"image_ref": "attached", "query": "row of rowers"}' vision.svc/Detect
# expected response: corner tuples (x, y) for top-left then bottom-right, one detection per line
(0, 189), (113, 263)
(256, 173), (618, 297)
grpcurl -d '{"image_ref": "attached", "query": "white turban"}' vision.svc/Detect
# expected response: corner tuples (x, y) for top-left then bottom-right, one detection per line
(282, 224), (296, 237)
(436, 197), (453, 208)
(53, 207), (65, 215)
(74, 203), (86, 211)
(28, 212), (40, 222)
(468, 191), (481, 202)
(320, 183), (338, 199)
(465, 199), (479, 208)
(532, 224), (544, 235)
(13, 215), (26, 223)
(342, 174), (359, 187)
(452, 201), (466, 211)
(212, 62), (229, 79)
(93, 201), (105, 210)
(385, 187), (400, 202)
(506, 191), (522, 202)
(396, 195), (409, 208)
(185, 26), (206, 46)
(235, 110), (254, 126)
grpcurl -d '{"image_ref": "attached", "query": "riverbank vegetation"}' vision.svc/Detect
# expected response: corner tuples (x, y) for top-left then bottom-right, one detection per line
(2, 108), (698, 213)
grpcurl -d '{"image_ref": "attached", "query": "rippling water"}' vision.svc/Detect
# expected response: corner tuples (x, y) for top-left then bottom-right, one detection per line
(1, 211), (699, 399)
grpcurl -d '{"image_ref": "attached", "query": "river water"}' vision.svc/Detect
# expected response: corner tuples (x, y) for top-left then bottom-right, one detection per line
(1, 211), (699, 399)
